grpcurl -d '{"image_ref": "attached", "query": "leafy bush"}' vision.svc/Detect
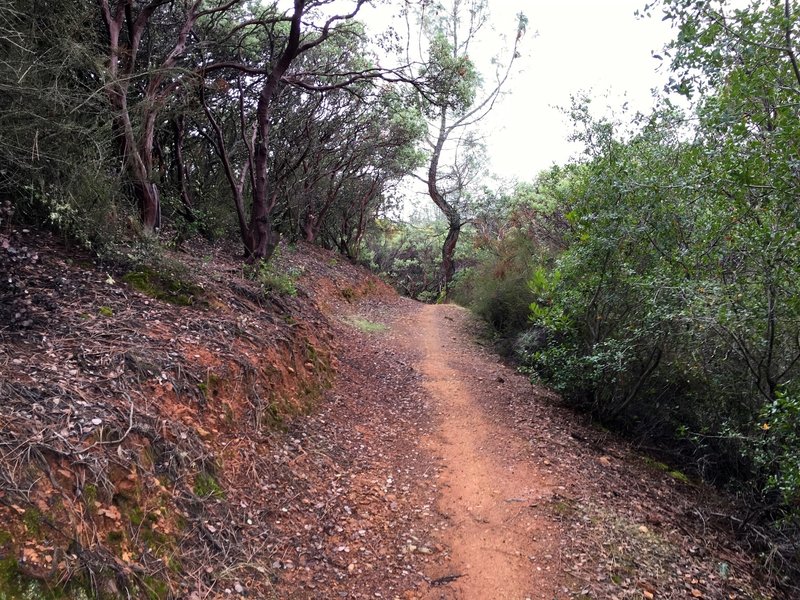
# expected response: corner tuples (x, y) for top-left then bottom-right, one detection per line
(0, 1), (127, 249)
(514, 14), (800, 515)
(756, 389), (800, 508)
(452, 234), (540, 331)
(364, 219), (445, 300)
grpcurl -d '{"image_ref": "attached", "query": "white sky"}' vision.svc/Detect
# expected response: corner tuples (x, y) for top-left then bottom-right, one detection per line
(480, 0), (676, 180)
(358, 0), (678, 217)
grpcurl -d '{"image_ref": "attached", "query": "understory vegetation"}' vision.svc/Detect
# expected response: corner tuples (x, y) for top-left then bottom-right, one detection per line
(451, 0), (800, 573)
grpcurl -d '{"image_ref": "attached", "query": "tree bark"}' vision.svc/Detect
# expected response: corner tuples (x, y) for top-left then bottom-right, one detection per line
(426, 113), (464, 293)
(243, 1), (305, 261)
(246, 73), (283, 261)
(441, 219), (461, 292)
(172, 116), (195, 223)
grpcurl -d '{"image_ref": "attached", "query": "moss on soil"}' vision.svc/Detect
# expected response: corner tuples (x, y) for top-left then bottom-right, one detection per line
(193, 472), (224, 499)
(122, 268), (205, 306)
(345, 316), (387, 333)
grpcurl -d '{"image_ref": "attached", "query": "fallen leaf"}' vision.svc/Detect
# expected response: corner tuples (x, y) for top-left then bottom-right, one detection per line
(23, 547), (39, 562)
(98, 505), (121, 521)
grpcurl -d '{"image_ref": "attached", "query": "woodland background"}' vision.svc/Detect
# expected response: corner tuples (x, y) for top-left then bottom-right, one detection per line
(2, 0), (800, 579)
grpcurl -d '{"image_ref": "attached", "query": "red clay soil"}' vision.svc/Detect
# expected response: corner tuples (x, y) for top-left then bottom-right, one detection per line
(0, 230), (791, 599)
(310, 296), (787, 599)
(410, 304), (561, 599)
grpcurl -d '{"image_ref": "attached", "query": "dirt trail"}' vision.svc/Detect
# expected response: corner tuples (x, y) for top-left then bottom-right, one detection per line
(327, 298), (783, 600)
(402, 304), (562, 600)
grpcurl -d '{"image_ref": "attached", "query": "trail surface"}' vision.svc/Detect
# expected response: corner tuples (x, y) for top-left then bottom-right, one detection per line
(409, 304), (560, 599)
(321, 298), (782, 600)
(0, 236), (785, 600)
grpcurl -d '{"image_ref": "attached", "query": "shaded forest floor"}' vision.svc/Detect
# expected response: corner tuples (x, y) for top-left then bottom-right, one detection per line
(0, 229), (791, 599)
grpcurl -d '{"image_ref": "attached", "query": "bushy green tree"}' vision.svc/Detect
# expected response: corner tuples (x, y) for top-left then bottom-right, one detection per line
(365, 217), (448, 301)
(0, 0), (121, 245)
(519, 0), (800, 512)
(405, 0), (526, 292)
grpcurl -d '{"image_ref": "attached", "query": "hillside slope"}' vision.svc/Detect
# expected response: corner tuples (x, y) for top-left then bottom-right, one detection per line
(0, 229), (405, 598)
(0, 228), (792, 600)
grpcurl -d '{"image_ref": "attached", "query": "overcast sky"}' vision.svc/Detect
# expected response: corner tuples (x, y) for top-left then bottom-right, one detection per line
(478, 0), (677, 181)
(359, 0), (679, 214)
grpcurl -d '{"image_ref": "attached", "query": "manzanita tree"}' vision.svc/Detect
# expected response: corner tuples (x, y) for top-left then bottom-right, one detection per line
(97, 0), (243, 232)
(517, 0), (800, 517)
(405, 0), (526, 292)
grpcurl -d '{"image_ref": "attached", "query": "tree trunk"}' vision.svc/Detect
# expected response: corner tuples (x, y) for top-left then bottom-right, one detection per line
(427, 112), (463, 296)
(173, 116), (195, 223)
(442, 219), (460, 293)
(243, 0), (305, 261)
(135, 180), (161, 231)
(116, 103), (160, 232)
(129, 113), (161, 232)
(246, 73), (282, 261)
(302, 212), (317, 242)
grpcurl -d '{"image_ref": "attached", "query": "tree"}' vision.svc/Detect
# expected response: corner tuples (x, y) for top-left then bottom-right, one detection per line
(509, 0), (800, 512)
(203, 0), (390, 260)
(96, 0), (243, 232)
(0, 1), (119, 244)
(4, 0), (441, 264)
(273, 82), (424, 252)
(406, 0), (525, 292)
(200, 0), (415, 261)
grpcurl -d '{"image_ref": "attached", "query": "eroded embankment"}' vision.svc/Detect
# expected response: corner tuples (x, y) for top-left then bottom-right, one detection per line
(0, 231), (396, 599)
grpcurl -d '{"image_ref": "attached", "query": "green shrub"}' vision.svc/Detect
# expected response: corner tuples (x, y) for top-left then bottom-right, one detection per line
(363, 219), (445, 300)
(244, 255), (299, 297)
(450, 230), (543, 344)
(755, 388), (800, 508)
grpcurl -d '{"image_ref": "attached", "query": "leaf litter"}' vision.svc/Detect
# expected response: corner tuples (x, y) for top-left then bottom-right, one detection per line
(0, 227), (793, 599)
